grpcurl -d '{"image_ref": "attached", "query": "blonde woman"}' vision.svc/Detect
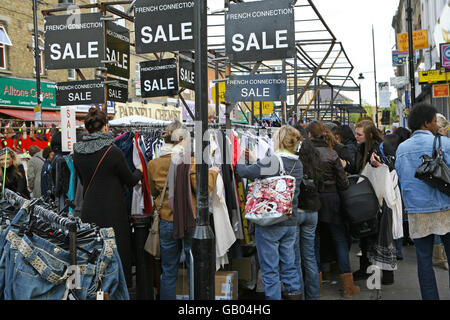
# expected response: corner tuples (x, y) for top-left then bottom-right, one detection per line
(437, 113), (449, 137)
(0, 147), (30, 198)
(236, 125), (303, 300)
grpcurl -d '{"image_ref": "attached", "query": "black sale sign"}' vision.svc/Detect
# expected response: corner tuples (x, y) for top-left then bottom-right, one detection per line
(225, 74), (287, 103)
(45, 13), (105, 69)
(179, 51), (195, 90)
(140, 59), (179, 98)
(56, 80), (105, 106)
(134, 0), (195, 53)
(225, 0), (295, 62)
(106, 22), (130, 79)
(107, 78), (128, 103)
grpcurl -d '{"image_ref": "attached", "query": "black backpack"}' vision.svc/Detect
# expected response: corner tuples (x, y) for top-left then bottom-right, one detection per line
(340, 174), (380, 238)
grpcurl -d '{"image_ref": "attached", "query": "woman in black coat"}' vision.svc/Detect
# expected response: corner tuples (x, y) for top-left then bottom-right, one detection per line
(0, 147), (30, 199)
(73, 108), (142, 287)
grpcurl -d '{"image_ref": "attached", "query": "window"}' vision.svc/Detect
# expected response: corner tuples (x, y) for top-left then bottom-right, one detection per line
(0, 25), (12, 70)
(68, 69), (76, 80)
(90, 0), (97, 13)
(32, 34), (45, 76)
(113, 5), (126, 27)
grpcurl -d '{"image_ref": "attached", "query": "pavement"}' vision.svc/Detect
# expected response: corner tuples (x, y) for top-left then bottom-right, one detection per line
(320, 243), (450, 300)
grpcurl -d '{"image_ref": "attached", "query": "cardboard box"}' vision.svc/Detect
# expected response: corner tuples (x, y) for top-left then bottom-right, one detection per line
(175, 269), (238, 300)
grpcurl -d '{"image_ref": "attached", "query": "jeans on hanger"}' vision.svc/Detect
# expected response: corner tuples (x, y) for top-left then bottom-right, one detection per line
(294, 211), (320, 300)
(414, 233), (450, 300)
(159, 220), (193, 300)
(0, 208), (29, 299)
(255, 224), (301, 300)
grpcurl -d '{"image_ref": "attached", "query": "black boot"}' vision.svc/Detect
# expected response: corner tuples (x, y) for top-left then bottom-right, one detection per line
(353, 255), (370, 281)
(382, 270), (394, 285)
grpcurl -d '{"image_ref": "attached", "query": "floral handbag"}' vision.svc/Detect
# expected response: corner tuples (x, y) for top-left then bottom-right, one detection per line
(244, 154), (297, 226)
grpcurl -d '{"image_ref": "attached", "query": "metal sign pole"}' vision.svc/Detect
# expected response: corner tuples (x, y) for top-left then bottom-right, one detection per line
(192, 0), (215, 300)
(32, 0), (42, 127)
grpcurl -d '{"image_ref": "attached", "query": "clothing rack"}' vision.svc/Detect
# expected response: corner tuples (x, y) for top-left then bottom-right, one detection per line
(3, 189), (78, 266)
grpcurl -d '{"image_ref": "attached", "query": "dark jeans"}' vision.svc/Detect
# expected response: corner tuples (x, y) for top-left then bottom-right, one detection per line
(327, 223), (352, 274)
(414, 233), (450, 300)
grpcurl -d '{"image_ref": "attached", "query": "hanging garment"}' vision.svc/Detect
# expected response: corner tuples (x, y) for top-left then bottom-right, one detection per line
(360, 164), (403, 240)
(211, 174), (236, 270)
(131, 136), (144, 215)
(134, 133), (152, 215)
(173, 163), (196, 240)
(367, 200), (398, 271)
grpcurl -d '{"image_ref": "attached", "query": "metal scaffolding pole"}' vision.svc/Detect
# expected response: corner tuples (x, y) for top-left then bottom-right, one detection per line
(192, 0), (215, 300)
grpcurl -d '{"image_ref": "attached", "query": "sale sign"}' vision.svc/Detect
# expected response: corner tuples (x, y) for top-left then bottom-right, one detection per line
(432, 84), (449, 98)
(61, 106), (76, 152)
(440, 43), (450, 69)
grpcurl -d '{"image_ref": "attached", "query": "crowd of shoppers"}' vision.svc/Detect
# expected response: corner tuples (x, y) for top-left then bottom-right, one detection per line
(6, 103), (448, 301)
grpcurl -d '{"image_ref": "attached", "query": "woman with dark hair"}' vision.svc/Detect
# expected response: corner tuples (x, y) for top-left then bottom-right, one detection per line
(306, 121), (360, 298)
(341, 125), (358, 167)
(73, 107), (143, 289)
(293, 125), (322, 299)
(0, 148), (30, 198)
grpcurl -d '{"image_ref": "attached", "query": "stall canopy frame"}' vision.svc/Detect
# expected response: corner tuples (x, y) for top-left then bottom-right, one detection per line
(42, 0), (364, 125)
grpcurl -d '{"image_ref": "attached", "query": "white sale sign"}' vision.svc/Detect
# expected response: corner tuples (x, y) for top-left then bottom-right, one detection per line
(61, 106), (77, 152)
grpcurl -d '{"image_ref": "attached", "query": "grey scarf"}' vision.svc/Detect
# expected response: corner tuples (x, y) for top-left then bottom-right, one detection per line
(74, 132), (115, 154)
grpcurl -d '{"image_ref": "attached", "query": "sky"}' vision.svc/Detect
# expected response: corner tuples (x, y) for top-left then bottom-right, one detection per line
(312, 0), (401, 106)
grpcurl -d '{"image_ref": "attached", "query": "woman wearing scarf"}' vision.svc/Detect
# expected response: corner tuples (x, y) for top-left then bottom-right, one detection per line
(73, 107), (143, 288)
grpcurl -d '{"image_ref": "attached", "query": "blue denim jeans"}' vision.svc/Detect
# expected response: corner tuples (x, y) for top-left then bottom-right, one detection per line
(159, 220), (193, 300)
(414, 232), (450, 300)
(294, 211), (320, 300)
(255, 224), (300, 300)
(327, 223), (352, 274)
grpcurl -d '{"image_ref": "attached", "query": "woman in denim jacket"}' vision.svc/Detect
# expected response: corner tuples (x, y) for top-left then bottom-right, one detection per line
(236, 125), (303, 300)
(396, 103), (450, 300)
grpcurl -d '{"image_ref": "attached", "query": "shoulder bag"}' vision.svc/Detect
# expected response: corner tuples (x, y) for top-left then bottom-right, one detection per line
(144, 175), (169, 258)
(415, 134), (450, 196)
(244, 154), (297, 226)
(340, 174), (380, 238)
(83, 145), (113, 198)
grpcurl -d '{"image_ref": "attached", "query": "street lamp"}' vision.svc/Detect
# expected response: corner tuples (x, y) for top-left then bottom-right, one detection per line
(358, 71), (379, 127)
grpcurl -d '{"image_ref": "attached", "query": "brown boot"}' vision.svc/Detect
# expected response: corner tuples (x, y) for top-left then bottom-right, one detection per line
(319, 272), (323, 297)
(284, 293), (302, 300)
(340, 273), (360, 298)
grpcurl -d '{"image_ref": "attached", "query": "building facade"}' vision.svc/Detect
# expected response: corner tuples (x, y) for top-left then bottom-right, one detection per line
(392, 0), (449, 127)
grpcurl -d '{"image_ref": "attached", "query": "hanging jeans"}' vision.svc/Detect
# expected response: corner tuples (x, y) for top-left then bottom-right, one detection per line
(414, 233), (450, 300)
(159, 220), (193, 300)
(255, 224), (301, 300)
(294, 211), (320, 300)
(8, 227), (129, 300)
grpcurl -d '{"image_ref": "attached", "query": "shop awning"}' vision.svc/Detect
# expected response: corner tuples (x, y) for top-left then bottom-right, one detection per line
(0, 108), (83, 126)
(0, 26), (12, 46)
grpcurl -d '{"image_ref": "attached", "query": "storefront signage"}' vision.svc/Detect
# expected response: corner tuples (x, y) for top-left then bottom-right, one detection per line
(432, 84), (449, 98)
(225, 74), (287, 103)
(440, 43), (450, 70)
(418, 69), (450, 84)
(107, 78), (128, 103)
(225, 0), (295, 62)
(114, 102), (182, 121)
(106, 22), (130, 78)
(44, 13), (105, 70)
(0, 77), (56, 109)
(251, 101), (274, 115)
(140, 59), (179, 98)
(392, 51), (408, 66)
(56, 80), (105, 106)
(397, 30), (429, 51)
(61, 106), (76, 152)
(134, 0), (195, 53)
(179, 51), (195, 90)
